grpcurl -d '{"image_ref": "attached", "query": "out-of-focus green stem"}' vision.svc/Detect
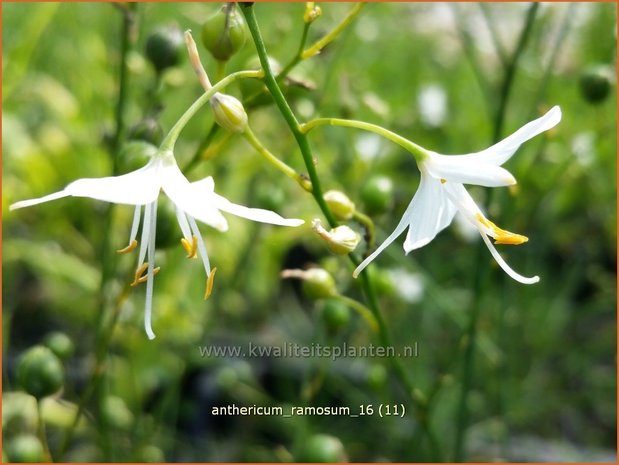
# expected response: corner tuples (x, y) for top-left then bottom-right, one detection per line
(334, 294), (378, 332)
(301, 3), (365, 60)
(453, 4), (540, 461)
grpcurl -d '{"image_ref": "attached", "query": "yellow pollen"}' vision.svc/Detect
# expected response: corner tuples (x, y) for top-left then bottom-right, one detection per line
(440, 178), (447, 184)
(181, 236), (198, 259)
(130, 262), (161, 286)
(476, 213), (528, 245)
(116, 240), (138, 254)
(204, 267), (218, 300)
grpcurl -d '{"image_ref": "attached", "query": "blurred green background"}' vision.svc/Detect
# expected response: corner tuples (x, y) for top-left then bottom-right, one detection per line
(3, 2), (616, 462)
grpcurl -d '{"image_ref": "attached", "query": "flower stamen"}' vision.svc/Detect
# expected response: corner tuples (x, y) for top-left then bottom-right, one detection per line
(131, 262), (161, 286)
(204, 267), (217, 299)
(476, 213), (528, 245)
(181, 235), (198, 258)
(116, 239), (138, 254)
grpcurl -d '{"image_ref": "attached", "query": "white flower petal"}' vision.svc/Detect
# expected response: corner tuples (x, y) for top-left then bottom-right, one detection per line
(9, 160), (163, 210)
(353, 188), (422, 278)
(441, 182), (486, 230)
(480, 233), (539, 284)
(160, 164), (229, 232)
(438, 106), (562, 168)
(425, 155), (517, 187)
(403, 173), (457, 253)
(209, 192), (304, 227)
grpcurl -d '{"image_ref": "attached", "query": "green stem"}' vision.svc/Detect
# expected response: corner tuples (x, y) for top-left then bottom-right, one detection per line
(493, 2), (540, 141)
(241, 4), (336, 226)
(36, 399), (52, 462)
(453, 4), (540, 461)
(243, 127), (312, 191)
(302, 117), (428, 162)
(160, 69), (263, 152)
(301, 3), (366, 60)
(353, 209), (375, 254)
(334, 294), (379, 333)
(243, 6), (440, 458)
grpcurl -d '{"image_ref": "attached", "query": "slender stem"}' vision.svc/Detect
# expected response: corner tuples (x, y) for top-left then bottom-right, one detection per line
(243, 127), (312, 191)
(453, 4), (540, 461)
(334, 294), (378, 332)
(353, 209), (375, 254)
(160, 69), (263, 152)
(493, 2), (540, 141)
(241, 4), (336, 226)
(242, 5), (440, 459)
(301, 3), (366, 60)
(278, 22), (311, 78)
(36, 399), (52, 462)
(479, 3), (508, 66)
(302, 117), (428, 162)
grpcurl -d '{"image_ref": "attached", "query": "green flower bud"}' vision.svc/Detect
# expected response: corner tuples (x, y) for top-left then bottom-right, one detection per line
(296, 434), (348, 462)
(201, 4), (247, 62)
(281, 268), (337, 300)
(210, 92), (248, 133)
(6, 434), (44, 463)
(361, 175), (394, 215)
(145, 25), (184, 73)
(320, 299), (351, 333)
(44, 332), (75, 361)
(580, 64), (614, 104)
(366, 363), (387, 391)
(312, 219), (360, 255)
(323, 190), (355, 220)
(17, 346), (64, 399)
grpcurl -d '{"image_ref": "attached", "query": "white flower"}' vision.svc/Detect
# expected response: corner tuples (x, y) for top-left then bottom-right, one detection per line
(10, 150), (304, 339)
(354, 106), (562, 284)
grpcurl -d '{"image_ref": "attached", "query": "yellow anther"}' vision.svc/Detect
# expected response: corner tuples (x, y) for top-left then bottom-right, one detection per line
(181, 236), (198, 259)
(130, 262), (160, 286)
(204, 267), (217, 300)
(116, 240), (138, 254)
(476, 213), (528, 245)
(440, 178), (447, 184)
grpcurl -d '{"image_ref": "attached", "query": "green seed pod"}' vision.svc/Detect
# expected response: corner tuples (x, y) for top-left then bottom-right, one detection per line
(128, 118), (164, 146)
(361, 175), (394, 215)
(366, 363), (387, 391)
(44, 332), (75, 361)
(101, 396), (134, 430)
(301, 268), (337, 300)
(17, 346), (64, 399)
(6, 434), (44, 463)
(323, 190), (355, 220)
(320, 299), (351, 332)
(579, 64), (613, 104)
(312, 220), (360, 256)
(296, 434), (348, 462)
(201, 4), (247, 61)
(145, 25), (184, 73)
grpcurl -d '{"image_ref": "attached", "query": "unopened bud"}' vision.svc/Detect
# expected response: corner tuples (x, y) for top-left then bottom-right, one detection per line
(210, 92), (248, 133)
(281, 267), (337, 300)
(312, 219), (360, 255)
(304, 2), (322, 23)
(323, 190), (355, 220)
(202, 4), (247, 62)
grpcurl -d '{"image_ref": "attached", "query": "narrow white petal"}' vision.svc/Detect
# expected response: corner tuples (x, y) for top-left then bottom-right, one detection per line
(433, 106), (562, 168)
(10, 191), (71, 210)
(160, 164), (229, 232)
(209, 192), (305, 227)
(425, 155), (517, 187)
(403, 174), (457, 253)
(144, 201), (158, 340)
(353, 191), (421, 278)
(441, 182), (489, 233)
(480, 233), (539, 284)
